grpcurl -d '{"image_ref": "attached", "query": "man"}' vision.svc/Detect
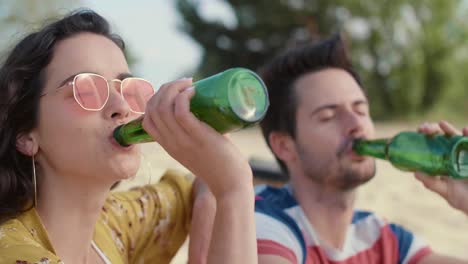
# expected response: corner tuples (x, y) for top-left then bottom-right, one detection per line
(255, 34), (468, 264)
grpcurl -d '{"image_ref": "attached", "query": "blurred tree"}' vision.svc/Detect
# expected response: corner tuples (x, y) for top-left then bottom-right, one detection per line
(0, 1), (138, 67)
(0, 0), (81, 56)
(175, 0), (468, 119)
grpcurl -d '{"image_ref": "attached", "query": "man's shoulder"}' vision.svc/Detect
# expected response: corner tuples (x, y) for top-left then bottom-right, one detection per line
(350, 210), (432, 263)
(255, 184), (298, 210)
(254, 185), (307, 264)
(254, 184), (302, 227)
(351, 210), (384, 224)
(351, 209), (412, 233)
(350, 210), (393, 241)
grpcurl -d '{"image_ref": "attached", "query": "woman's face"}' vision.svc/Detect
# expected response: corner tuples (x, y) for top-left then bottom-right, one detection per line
(36, 33), (142, 185)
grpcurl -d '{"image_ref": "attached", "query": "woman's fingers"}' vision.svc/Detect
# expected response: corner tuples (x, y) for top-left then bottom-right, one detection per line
(174, 85), (219, 143)
(141, 115), (160, 142)
(156, 78), (193, 142)
(143, 78), (192, 145)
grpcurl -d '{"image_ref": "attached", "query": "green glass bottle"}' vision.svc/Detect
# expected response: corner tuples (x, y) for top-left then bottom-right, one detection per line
(113, 67), (269, 146)
(353, 131), (468, 179)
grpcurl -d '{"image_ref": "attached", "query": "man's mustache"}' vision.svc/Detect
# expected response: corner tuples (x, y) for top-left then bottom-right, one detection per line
(336, 137), (361, 157)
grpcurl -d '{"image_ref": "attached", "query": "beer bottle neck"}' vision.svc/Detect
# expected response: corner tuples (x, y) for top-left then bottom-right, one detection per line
(352, 138), (390, 160)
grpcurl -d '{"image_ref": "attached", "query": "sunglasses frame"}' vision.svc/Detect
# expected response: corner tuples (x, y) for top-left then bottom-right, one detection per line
(41, 73), (155, 114)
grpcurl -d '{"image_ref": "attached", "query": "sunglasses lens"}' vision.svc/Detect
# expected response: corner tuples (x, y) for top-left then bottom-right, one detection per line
(122, 79), (155, 113)
(74, 74), (109, 110)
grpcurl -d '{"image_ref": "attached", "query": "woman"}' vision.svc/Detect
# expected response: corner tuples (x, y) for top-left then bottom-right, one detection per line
(0, 9), (256, 264)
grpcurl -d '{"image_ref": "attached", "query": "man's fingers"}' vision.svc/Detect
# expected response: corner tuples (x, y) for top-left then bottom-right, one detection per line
(439, 120), (461, 136)
(415, 172), (449, 198)
(462, 127), (468, 136)
(417, 121), (463, 137)
(417, 122), (442, 135)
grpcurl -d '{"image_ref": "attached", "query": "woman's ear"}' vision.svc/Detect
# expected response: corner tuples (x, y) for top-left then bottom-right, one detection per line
(16, 132), (38, 156)
(268, 131), (298, 164)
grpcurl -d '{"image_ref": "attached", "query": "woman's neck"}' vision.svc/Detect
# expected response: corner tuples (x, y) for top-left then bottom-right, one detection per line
(36, 169), (111, 264)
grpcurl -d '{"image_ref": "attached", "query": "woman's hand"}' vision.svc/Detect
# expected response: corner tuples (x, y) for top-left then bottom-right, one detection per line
(142, 78), (253, 198)
(143, 78), (257, 264)
(415, 121), (468, 215)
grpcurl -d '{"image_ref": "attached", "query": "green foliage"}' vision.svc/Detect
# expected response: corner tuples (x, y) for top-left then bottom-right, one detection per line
(0, 0), (80, 55)
(0, 1), (138, 69)
(176, 0), (468, 120)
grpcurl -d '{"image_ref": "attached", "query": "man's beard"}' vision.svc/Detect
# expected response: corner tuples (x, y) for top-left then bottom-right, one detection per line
(333, 160), (376, 191)
(298, 141), (376, 191)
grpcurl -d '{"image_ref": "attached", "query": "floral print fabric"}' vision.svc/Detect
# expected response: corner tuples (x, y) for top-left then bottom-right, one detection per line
(0, 170), (192, 264)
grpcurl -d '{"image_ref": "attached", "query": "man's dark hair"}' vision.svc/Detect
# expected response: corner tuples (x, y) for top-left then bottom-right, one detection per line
(258, 34), (362, 175)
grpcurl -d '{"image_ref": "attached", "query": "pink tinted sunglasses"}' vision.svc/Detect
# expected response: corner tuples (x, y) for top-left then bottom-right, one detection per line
(41, 73), (155, 114)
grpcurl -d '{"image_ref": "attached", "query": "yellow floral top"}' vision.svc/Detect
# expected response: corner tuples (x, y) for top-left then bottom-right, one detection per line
(0, 170), (193, 264)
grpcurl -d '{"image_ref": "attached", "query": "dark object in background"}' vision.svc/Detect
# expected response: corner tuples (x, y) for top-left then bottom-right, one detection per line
(249, 157), (288, 184)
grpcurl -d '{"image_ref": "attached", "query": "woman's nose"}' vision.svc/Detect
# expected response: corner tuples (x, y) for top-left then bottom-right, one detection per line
(103, 81), (133, 121)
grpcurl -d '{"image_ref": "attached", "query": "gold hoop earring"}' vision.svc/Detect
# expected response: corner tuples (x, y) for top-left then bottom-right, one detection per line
(32, 155), (37, 207)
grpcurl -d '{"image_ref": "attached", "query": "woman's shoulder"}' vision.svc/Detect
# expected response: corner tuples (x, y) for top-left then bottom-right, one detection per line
(105, 169), (193, 203)
(0, 215), (38, 246)
(89, 170), (194, 262)
(0, 216), (61, 263)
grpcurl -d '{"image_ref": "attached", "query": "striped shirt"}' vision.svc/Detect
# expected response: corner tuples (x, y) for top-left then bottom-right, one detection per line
(255, 185), (432, 264)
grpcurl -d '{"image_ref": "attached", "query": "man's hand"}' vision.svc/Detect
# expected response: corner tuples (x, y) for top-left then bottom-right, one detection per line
(415, 121), (468, 215)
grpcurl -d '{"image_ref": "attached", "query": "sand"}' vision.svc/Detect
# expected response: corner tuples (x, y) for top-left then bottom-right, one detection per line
(117, 123), (468, 263)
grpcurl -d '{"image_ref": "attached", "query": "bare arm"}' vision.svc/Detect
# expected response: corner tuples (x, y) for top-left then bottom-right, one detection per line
(188, 179), (216, 264)
(189, 181), (256, 264)
(208, 189), (257, 264)
(188, 178), (256, 264)
(143, 78), (258, 264)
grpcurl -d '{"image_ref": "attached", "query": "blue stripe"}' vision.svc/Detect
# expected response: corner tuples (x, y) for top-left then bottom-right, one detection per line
(254, 185), (267, 194)
(255, 200), (307, 264)
(351, 210), (372, 224)
(256, 185), (298, 209)
(255, 186), (306, 264)
(389, 223), (414, 264)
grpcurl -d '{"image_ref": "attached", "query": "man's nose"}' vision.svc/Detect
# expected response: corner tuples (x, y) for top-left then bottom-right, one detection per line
(342, 110), (364, 137)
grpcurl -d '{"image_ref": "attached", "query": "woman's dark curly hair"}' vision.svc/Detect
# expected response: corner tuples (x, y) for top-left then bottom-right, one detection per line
(0, 9), (125, 223)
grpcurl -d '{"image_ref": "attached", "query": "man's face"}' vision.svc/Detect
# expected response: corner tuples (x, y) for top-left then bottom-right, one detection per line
(291, 68), (376, 190)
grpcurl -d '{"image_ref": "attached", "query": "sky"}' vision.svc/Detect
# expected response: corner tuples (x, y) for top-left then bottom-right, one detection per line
(0, 0), (233, 88)
(82, 0), (234, 88)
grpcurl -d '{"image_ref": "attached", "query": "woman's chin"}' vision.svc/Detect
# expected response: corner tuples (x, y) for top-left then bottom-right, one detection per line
(117, 166), (139, 180)
(110, 156), (141, 178)
(120, 171), (138, 181)
(106, 163), (140, 183)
